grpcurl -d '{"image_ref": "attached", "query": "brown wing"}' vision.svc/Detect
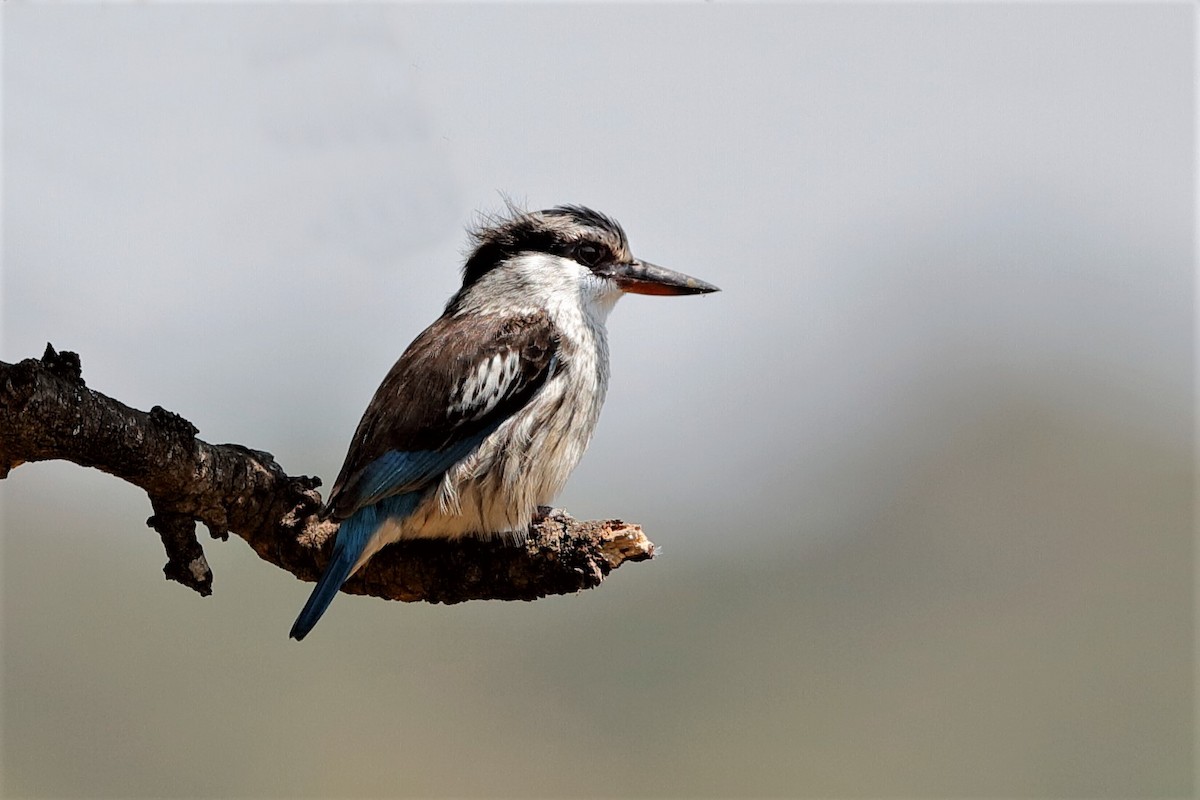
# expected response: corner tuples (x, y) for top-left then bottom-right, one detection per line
(323, 310), (559, 520)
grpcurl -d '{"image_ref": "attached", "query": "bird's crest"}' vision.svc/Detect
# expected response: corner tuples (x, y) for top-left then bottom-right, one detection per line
(459, 202), (631, 292)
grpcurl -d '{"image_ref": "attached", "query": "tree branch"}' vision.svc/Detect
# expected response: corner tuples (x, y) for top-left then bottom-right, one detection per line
(0, 344), (654, 602)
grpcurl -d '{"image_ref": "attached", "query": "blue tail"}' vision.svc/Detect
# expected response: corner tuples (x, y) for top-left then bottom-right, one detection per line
(289, 494), (418, 641)
(289, 512), (373, 641)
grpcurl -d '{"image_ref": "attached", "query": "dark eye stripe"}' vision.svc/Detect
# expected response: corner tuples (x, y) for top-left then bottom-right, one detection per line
(456, 205), (630, 304)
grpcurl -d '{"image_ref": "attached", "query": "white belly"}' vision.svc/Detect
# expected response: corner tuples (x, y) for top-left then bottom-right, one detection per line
(384, 353), (606, 542)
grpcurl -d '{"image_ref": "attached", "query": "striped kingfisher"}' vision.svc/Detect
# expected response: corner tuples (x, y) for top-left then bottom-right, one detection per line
(290, 205), (718, 640)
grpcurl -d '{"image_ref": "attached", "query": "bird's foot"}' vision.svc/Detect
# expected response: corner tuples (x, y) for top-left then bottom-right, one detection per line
(532, 505), (568, 524)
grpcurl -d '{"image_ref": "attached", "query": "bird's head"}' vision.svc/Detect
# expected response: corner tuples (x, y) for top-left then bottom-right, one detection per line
(450, 205), (719, 313)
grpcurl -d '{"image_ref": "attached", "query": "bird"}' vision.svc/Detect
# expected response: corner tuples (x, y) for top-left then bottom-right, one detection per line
(290, 204), (719, 640)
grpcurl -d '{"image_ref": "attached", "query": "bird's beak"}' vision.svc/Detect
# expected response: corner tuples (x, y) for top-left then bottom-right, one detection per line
(606, 259), (721, 296)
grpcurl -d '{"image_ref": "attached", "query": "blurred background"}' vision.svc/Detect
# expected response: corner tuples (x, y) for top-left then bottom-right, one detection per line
(2, 4), (1193, 797)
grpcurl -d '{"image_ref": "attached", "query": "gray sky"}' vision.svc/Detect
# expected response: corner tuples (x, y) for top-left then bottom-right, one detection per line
(2, 4), (1194, 796)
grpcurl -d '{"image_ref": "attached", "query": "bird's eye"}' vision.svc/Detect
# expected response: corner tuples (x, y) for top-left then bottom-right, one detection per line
(574, 243), (605, 267)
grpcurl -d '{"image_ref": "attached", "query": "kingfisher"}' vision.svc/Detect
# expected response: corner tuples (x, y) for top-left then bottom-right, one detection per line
(290, 205), (719, 640)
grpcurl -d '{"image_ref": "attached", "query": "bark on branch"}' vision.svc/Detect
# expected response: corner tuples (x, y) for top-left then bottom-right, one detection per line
(0, 345), (654, 602)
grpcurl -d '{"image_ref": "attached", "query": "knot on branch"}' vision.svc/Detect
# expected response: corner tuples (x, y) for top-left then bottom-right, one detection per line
(41, 343), (84, 386)
(150, 405), (199, 441)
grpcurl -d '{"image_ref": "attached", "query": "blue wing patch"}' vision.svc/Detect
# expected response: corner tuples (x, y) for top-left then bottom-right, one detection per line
(348, 434), (489, 510)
